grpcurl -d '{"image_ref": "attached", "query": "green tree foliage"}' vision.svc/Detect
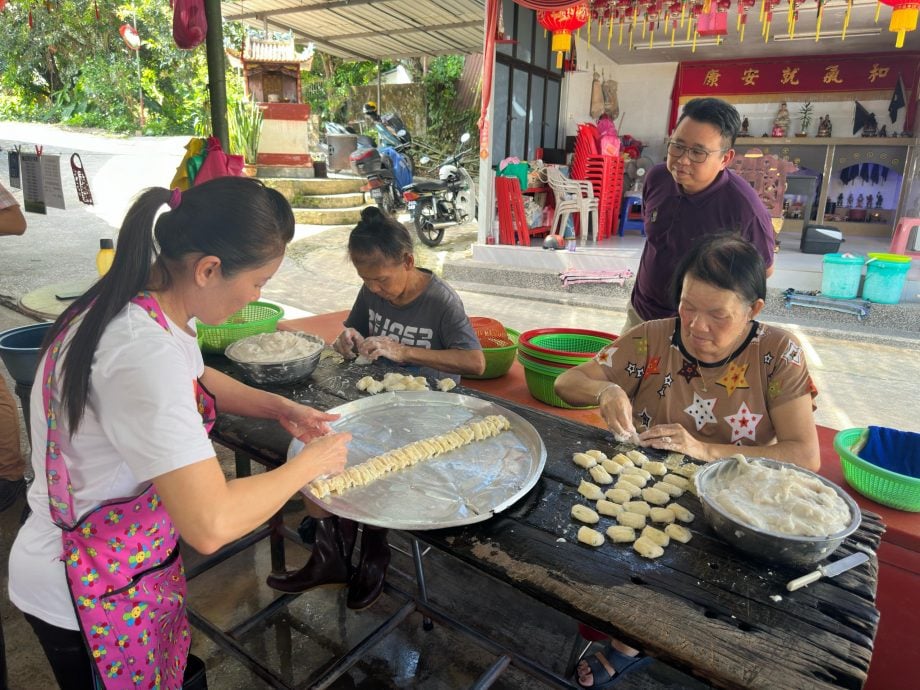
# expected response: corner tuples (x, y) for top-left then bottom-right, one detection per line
(301, 55), (394, 123)
(417, 56), (479, 164)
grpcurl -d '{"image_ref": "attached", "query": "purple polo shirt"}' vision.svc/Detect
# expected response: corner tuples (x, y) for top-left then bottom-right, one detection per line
(630, 163), (774, 321)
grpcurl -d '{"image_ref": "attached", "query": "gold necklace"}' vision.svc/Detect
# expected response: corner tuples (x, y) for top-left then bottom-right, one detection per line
(688, 330), (748, 393)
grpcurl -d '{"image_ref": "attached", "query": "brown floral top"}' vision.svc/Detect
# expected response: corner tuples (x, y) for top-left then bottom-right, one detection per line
(593, 318), (817, 447)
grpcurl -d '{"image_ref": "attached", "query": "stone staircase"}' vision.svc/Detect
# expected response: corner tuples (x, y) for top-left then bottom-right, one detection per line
(261, 177), (369, 225)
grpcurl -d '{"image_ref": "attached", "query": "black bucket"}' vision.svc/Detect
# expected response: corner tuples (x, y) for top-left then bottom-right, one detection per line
(183, 653), (208, 689)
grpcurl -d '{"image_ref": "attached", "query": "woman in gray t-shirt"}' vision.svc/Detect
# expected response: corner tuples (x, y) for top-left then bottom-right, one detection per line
(266, 206), (484, 610)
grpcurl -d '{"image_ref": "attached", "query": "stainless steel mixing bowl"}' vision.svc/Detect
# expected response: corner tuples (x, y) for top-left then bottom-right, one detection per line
(225, 332), (325, 386)
(694, 456), (862, 567)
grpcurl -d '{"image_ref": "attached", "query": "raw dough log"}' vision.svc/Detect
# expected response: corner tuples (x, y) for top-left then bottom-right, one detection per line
(616, 511), (647, 530)
(662, 474), (691, 491)
(618, 473), (649, 488)
(585, 449), (608, 461)
(633, 536), (664, 559)
(578, 479), (605, 501)
(600, 459), (623, 475)
(606, 525), (637, 543)
(572, 452), (598, 469)
(308, 414), (511, 498)
(644, 461), (668, 476)
(623, 500), (651, 517)
(596, 499), (624, 517)
(664, 452), (686, 468)
(589, 465), (615, 485)
(672, 463), (700, 479)
(641, 487), (671, 505)
(609, 453), (634, 468)
(641, 526), (670, 547)
(571, 504), (600, 524)
(667, 502), (695, 523)
(649, 507), (676, 524)
(604, 488), (633, 504)
(625, 450), (648, 465)
(653, 481), (684, 498)
(665, 523), (693, 543)
(621, 465), (652, 480)
(356, 372), (432, 395)
(577, 526), (605, 547)
(612, 480), (642, 498)
(436, 378), (457, 392)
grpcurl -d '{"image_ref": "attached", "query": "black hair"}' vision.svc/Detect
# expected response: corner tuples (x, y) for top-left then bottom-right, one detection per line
(43, 176), (294, 435)
(670, 233), (766, 308)
(677, 98), (742, 149)
(347, 206), (414, 264)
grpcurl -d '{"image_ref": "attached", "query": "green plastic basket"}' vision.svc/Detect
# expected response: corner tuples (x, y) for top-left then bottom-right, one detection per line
(517, 352), (595, 409)
(197, 301), (284, 354)
(464, 329), (519, 380)
(518, 328), (617, 366)
(834, 427), (920, 512)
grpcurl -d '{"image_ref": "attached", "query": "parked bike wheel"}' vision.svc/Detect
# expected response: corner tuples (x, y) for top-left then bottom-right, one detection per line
(413, 198), (444, 246)
(375, 187), (396, 216)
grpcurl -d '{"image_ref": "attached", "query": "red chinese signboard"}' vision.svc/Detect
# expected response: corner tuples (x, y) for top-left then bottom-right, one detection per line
(670, 52), (920, 131)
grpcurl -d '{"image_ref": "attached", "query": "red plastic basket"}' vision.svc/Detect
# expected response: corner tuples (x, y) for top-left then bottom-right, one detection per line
(518, 328), (617, 363)
(470, 316), (508, 342)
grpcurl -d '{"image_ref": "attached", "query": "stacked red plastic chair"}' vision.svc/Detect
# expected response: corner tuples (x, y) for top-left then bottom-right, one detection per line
(495, 176), (533, 246)
(570, 123), (626, 241)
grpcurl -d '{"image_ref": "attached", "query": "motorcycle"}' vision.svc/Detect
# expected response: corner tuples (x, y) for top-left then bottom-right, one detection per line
(349, 143), (413, 217)
(362, 101), (414, 175)
(401, 132), (476, 247)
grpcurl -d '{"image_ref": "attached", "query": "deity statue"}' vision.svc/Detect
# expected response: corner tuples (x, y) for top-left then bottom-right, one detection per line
(847, 192), (854, 207)
(772, 102), (790, 137)
(817, 114), (832, 138)
(739, 117), (750, 137)
(856, 193), (864, 209)
(837, 192), (844, 208)
(876, 192), (883, 209)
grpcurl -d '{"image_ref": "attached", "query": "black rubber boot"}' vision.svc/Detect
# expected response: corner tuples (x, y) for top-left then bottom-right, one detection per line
(347, 526), (391, 610)
(266, 517), (357, 593)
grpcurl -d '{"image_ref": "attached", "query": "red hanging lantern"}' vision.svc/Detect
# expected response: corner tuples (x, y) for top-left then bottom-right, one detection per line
(880, 0), (920, 47)
(119, 23), (141, 51)
(537, 2), (590, 69)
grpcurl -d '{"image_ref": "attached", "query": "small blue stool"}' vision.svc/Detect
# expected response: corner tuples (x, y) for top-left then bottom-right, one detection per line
(619, 193), (645, 236)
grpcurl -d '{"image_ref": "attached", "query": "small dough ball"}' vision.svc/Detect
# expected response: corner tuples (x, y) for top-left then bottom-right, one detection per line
(436, 378), (456, 392)
(664, 452), (686, 468)
(625, 450), (648, 465)
(606, 525), (637, 543)
(662, 474), (691, 491)
(604, 488), (632, 504)
(649, 507), (676, 524)
(571, 504), (600, 524)
(623, 500), (651, 517)
(653, 481), (684, 498)
(366, 380), (385, 394)
(600, 459), (623, 475)
(616, 511), (646, 530)
(644, 461), (668, 476)
(585, 449), (608, 461)
(618, 473), (648, 488)
(572, 452), (597, 469)
(596, 499), (623, 517)
(609, 453), (634, 468)
(667, 502), (695, 523)
(356, 375), (374, 391)
(578, 479), (605, 501)
(633, 536), (664, 559)
(641, 526), (670, 548)
(665, 523), (693, 543)
(577, 526), (605, 547)
(613, 480), (642, 498)
(641, 487), (670, 506)
(589, 465), (614, 485)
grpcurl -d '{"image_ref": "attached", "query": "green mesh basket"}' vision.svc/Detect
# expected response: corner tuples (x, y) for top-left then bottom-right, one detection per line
(518, 328), (617, 366)
(464, 329), (519, 380)
(834, 427), (920, 512)
(517, 352), (595, 410)
(197, 301), (284, 354)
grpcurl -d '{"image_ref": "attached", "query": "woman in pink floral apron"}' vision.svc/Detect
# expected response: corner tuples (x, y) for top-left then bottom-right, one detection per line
(8, 177), (349, 689)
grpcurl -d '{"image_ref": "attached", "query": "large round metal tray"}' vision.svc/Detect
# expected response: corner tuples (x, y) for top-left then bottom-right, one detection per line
(288, 391), (546, 530)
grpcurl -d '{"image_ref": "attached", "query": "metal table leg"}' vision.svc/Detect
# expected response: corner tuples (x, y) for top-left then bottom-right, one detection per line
(411, 538), (433, 631)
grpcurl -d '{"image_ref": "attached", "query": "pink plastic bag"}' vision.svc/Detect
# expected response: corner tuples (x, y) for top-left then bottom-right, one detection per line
(596, 114), (621, 157)
(172, 0), (208, 50)
(193, 137), (244, 186)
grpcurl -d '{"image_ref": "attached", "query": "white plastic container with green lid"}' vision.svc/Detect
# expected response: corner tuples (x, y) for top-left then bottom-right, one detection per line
(863, 253), (912, 304)
(821, 253), (864, 299)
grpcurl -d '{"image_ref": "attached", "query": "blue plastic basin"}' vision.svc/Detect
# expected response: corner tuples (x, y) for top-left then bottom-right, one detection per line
(0, 322), (53, 386)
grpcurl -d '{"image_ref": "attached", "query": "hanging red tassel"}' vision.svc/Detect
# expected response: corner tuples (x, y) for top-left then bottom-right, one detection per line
(29, 9), (34, 28)
(0, 0), (6, 13)
(94, 0), (99, 20)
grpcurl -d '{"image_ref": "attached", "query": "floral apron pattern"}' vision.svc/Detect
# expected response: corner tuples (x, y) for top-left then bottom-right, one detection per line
(42, 292), (215, 689)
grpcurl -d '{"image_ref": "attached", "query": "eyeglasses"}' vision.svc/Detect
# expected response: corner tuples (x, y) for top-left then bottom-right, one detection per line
(666, 141), (725, 164)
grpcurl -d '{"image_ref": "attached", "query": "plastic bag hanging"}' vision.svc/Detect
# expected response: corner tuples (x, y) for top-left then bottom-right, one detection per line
(172, 0), (207, 50)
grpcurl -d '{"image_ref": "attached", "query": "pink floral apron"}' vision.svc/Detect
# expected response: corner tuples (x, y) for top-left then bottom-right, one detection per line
(42, 292), (215, 689)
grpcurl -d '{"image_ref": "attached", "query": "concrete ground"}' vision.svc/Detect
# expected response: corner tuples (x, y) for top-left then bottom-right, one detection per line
(1, 122), (918, 688)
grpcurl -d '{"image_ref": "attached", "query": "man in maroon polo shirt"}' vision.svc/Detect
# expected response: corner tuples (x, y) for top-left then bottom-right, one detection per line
(625, 97), (774, 331)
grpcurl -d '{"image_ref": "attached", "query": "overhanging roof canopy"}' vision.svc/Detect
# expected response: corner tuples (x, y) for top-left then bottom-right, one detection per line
(221, 0), (487, 61)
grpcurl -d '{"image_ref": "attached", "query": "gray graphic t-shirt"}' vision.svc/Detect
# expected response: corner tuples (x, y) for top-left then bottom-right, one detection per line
(344, 269), (480, 381)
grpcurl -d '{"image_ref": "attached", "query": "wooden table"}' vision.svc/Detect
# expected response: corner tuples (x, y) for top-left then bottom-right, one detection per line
(18, 279), (92, 321)
(207, 314), (883, 690)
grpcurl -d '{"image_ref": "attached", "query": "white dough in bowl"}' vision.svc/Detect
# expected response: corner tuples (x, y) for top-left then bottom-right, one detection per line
(229, 331), (323, 363)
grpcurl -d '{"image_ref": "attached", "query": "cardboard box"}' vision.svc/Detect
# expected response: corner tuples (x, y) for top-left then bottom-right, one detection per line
(800, 225), (844, 254)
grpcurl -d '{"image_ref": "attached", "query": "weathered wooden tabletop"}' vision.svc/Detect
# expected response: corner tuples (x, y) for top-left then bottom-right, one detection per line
(209, 351), (883, 690)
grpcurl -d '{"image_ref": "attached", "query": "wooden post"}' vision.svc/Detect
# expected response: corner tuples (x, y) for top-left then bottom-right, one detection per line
(204, 0), (229, 151)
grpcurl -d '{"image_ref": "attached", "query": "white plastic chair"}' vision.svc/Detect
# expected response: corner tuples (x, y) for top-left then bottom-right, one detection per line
(546, 166), (600, 244)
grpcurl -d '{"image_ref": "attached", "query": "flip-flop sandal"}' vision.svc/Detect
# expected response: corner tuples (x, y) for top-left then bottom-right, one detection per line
(576, 646), (648, 689)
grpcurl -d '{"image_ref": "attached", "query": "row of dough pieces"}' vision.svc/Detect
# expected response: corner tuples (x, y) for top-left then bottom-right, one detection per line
(308, 414), (511, 499)
(356, 372), (457, 394)
(570, 448), (700, 559)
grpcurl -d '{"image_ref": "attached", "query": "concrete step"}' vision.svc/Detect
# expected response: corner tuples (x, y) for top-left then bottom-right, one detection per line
(293, 205), (367, 225)
(263, 177), (365, 197)
(293, 191), (366, 209)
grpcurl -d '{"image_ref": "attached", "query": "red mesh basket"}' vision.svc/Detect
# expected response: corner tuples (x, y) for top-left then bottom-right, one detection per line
(470, 316), (508, 342)
(479, 334), (514, 348)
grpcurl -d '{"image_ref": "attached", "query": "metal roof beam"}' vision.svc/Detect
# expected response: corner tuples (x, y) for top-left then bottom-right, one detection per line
(226, 0), (383, 22)
(332, 20), (480, 41)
